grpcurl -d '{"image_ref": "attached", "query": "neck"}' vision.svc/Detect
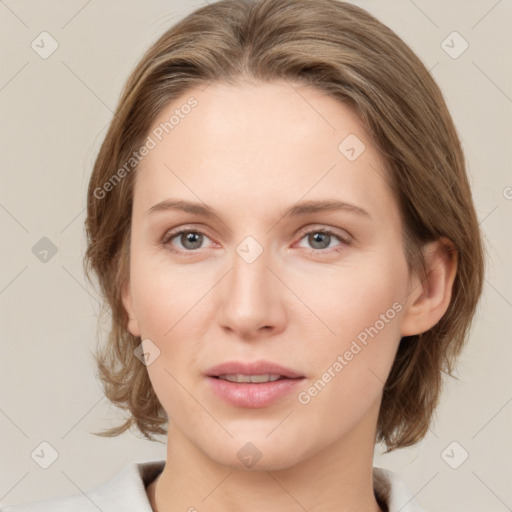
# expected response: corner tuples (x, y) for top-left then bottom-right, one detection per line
(148, 400), (384, 512)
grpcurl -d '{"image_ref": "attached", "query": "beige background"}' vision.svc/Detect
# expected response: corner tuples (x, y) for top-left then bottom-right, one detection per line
(0, 1), (511, 511)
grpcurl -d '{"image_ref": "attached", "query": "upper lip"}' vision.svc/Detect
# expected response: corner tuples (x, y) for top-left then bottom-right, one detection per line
(206, 360), (304, 379)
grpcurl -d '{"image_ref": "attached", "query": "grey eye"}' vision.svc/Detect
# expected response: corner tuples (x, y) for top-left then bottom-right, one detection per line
(307, 232), (332, 250)
(178, 231), (204, 250)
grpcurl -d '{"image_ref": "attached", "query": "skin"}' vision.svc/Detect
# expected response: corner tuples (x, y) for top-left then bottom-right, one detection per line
(121, 80), (457, 512)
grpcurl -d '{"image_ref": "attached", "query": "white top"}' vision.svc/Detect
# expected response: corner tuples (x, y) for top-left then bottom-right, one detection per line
(0, 459), (428, 511)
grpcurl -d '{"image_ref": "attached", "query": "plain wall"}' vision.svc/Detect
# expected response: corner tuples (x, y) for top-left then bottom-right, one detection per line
(0, 1), (511, 511)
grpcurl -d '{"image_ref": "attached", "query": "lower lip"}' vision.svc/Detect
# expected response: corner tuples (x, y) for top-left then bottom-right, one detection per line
(207, 376), (305, 408)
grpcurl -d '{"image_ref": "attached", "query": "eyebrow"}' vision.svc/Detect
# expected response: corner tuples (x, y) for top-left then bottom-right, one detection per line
(145, 198), (371, 220)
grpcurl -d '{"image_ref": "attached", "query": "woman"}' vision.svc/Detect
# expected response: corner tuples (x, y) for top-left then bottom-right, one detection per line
(2, 0), (484, 510)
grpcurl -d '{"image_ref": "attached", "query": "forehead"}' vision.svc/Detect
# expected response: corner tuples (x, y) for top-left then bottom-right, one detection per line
(143, 79), (370, 159)
(133, 80), (394, 221)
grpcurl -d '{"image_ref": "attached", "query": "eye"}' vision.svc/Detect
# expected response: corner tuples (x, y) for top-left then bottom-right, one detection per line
(162, 228), (214, 254)
(161, 226), (351, 256)
(295, 227), (351, 255)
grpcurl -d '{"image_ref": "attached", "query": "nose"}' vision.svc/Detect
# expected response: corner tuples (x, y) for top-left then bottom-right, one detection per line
(215, 242), (286, 340)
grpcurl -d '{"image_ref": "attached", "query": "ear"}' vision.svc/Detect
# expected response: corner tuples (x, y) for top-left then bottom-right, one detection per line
(121, 279), (141, 338)
(400, 238), (458, 337)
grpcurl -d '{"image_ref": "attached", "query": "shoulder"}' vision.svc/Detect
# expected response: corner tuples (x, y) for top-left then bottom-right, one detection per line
(373, 466), (429, 512)
(0, 492), (90, 512)
(0, 459), (165, 512)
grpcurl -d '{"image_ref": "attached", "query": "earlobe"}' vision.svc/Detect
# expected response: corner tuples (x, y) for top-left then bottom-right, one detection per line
(400, 238), (458, 337)
(121, 279), (141, 338)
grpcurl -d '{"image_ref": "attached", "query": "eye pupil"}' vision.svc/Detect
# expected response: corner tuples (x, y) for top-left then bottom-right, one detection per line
(182, 232), (203, 249)
(309, 232), (330, 249)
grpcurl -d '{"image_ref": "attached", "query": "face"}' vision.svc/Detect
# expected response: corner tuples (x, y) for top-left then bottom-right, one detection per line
(122, 80), (416, 470)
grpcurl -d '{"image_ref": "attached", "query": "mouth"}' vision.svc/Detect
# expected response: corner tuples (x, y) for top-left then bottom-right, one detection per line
(205, 360), (305, 408)
(206, 360), (304, 380)
(213, 374), (294, 383)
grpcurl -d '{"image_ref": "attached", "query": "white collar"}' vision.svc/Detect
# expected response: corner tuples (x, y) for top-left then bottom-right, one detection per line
(2, 460), (427, 511)
(372, 466), (428, 511)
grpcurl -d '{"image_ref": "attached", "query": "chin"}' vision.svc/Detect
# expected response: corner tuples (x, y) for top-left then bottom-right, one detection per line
(203, 435), (308, 472)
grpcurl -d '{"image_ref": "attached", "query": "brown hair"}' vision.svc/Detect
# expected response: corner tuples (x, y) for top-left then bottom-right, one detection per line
(84, 0), (484, 451)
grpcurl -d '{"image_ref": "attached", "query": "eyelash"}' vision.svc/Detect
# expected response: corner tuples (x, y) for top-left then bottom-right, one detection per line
(160, 226), (351, 257)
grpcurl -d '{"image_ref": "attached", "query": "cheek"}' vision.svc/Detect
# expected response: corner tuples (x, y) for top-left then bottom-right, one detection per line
(129, 254), (209, 397)
(130, 246), (210, 338)
(302, 254), (407, 344)
(297, 254), (407, 399)
(294, 296), (404, 439)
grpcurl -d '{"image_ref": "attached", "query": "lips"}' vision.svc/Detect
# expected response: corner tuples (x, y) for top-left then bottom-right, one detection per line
(205, 360), (305, 408)
(205, 360), (304, 380)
